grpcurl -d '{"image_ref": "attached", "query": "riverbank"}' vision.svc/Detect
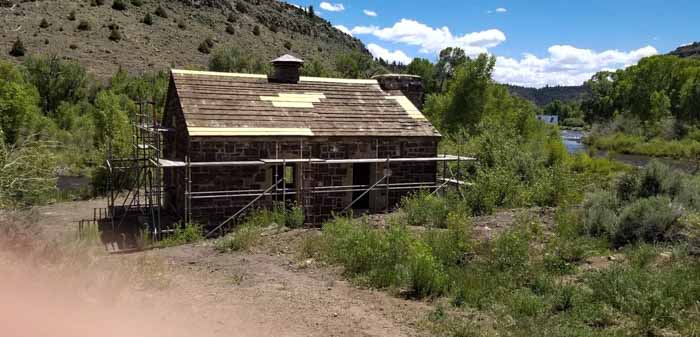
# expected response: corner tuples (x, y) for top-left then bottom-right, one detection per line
(584, 132), (700, 160)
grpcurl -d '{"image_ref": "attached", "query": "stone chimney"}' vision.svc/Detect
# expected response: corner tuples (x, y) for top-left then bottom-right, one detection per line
(373, 74), (425, 110)
(270, 54), (304, 84)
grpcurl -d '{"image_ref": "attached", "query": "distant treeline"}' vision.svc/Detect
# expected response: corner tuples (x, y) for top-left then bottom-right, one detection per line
(504, 84), (591, 107)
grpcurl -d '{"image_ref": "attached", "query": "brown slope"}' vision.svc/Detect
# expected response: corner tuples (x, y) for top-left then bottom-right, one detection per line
(0, 0), (368, 77)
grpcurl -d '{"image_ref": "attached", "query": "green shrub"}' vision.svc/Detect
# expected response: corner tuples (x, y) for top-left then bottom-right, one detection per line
(283, 41), (292, 50)
(143, 13), (153, 25)
(177, 20), (187, 30)
(285, 204), (305, 228)
(160, 223), (203, 247)
(9, 38), (25, 57)
(67, 10), (76, 21)
(400, 191), (449, 228)
(638, 160), (677, 198)
(422, 221), (472, 267)
(216, 223), (263, 252)
(582, 191), (618, 238)
(253, 25), (260, 36)
(198, 39), (213, 54)
(235, 2), (248, 13)
(408, 240), (447, 297)
(39, 18), (50, 28)
(562, 117), (585, 128)
(108, 29), (122, 42)
(225, 24), (235, 35)
(489, 227), (530, 276)
(616, 172), (639, 203)
(614, 196), (681, 247)
(131, 0), (143, 6)
(154, 5), (168, 18)
(77, 20), (91, 31)
(112, 0), (127, 10)
(227, 12), (237, 23)
(90, 0), (105, 6)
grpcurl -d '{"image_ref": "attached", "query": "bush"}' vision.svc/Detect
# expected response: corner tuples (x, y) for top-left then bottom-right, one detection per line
(216, 223), (263, 252)
(108, 29), (122, 42)
(225, 24), (235, 34)
(582, 191), (618, 238)
(39, 18), (50, 28)
(9, 38), (25, 57)
(235, 2), (248, 13)
(285, 204), (305, 228)
(613, 196), (681, 247)
(112, 0), (127, 10)
(227, 12), (236, 23)
(399, 191), (449, 228)
(77, 20), (91, 31)
(489, 227), (530, 276)
(131, 0), (142, 6)
(154, 5), (168, 18)
(615, 172), (639, 203)
(143, 13), (153, 25)
(562, 117), (585, 128)
(252, 25), (260, 36)
(159, 223), (203, 247)
(67, 10), (76, 21)
(283, 41), (292, 50)
(177, 20), (187, 30)
(90, 0), (105, 6)
(198, 39), (213, 54)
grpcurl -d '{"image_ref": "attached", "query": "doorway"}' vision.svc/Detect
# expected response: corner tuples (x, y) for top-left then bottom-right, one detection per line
(352, 163), (371, 211)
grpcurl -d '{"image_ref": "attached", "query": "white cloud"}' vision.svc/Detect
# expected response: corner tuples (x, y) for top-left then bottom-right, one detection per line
(334, 25), (352, 36)
(494, 45), (658, 87)
(367, 44), (413, 65)
(495, 7), (507, 13)
(349, 19), (506, 55)
(363, 9), (377, 17)
(319, 2), (344, 12)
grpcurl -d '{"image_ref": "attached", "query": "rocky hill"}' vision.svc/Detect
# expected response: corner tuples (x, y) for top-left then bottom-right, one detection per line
(504, 84), (590, 107)
(0, 0), (368, 77)
(670, 42), (700, 59)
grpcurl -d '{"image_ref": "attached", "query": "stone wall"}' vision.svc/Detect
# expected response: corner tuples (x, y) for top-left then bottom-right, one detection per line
(165, 136), (439, 226)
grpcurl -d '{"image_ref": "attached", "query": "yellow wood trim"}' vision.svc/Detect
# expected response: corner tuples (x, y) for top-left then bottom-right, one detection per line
(271, 101), (315, 108)
(299, 76), (378, 84)
(188, 127), (314, 136)
(172, 69), (268, 79)
(386, 96), (427, 120)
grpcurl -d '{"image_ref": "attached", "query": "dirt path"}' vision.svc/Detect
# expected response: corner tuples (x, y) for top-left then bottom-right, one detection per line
(3, 200), (432, 337)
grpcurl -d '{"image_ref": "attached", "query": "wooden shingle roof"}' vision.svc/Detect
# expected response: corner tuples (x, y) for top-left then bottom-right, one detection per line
(170, 69), (441, 137)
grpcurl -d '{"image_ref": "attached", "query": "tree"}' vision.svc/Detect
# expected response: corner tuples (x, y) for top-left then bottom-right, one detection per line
(335, 51), (376, 79)
(93, 90), (133, 157)
(154, 5), (168, 18)
(425, 54), (496, 133)
(112, 0), (127, 10)
(109, 28), (122, 41)
(23, 55), (89, 116)
(0, 62), (42, 144)
(143, 13), (153, 25)
(9, 38), (25, 57)
(208, 45), (270, 74)
(407, 58), (437, 95)
(435, 47), (467, 92)
(0, 137), (57, 208)
(308, 5), (315, 18)
(300, 59), (332, 77)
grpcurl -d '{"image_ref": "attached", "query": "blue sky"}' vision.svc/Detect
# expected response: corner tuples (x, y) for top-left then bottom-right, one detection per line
(290, 1), (699, 87)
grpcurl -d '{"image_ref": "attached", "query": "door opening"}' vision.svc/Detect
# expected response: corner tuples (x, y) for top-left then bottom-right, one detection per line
(352, 163), (371, 211)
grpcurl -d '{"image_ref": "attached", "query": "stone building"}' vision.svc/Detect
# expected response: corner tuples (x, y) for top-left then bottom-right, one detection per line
(161, 55), (442, 226)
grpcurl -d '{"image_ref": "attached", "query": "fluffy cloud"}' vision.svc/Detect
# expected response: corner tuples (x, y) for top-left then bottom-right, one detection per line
(367, 43), (412, 64)
(363, 9), (377, 17)
(496, 7), (507, 13)
(349, 19), (506, 55)
(319, 2), (344, 12)
(334, 25), (352, 35)
(494, 45), (658, 87)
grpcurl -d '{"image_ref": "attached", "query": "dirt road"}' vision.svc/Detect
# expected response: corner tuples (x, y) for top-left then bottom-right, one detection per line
(1, 200), (432, 337)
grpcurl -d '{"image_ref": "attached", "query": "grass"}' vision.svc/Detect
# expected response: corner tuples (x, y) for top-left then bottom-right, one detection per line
(304, 176), (700, 336)
(216, 204), (306, 252)
(586, 132), (700, 159)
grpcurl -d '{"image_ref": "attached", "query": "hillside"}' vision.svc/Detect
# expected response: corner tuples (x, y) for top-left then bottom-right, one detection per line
(504, 84), (590, 106)
(670, 42), (700, 58)
(0, 0), (369, 77)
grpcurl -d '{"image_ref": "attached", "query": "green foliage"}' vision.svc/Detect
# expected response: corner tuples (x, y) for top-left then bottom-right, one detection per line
(252, 25), (260, 36)
(198, 38), (214, 54)
(407, 58), (437, 94)
(9, 38), (25, 57)
(159, 223), (203, 247)
(67, 10), (76, 21)
(154, 5), (168, 18)
(235, 2), (248, 13)
(0, 63), (42, 144)
(300, 59), (333, 77)
(39, 18), (50, 29)
(208, 45), (270, 74)
(143, 13), (153, 25)
(130, 0), (143, 7)
(614, 196), (681, 247)
(283, 41), (292, 50)
(109, 28), (122, 41)
(581, 191), (618, 238)
(77, 20), (92, 31)
(112, 0), (127, 11)
(23, 55), (89, 115)
(0, 138), (57, 208)
(225, 24), (235, 34)
(335, 51), (377, 79)
(399, 191), (450, 227)
(93, 90), (133, 158)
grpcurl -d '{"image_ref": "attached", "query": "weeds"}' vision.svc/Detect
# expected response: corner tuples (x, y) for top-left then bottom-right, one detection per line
(158, 223), (203, 247)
